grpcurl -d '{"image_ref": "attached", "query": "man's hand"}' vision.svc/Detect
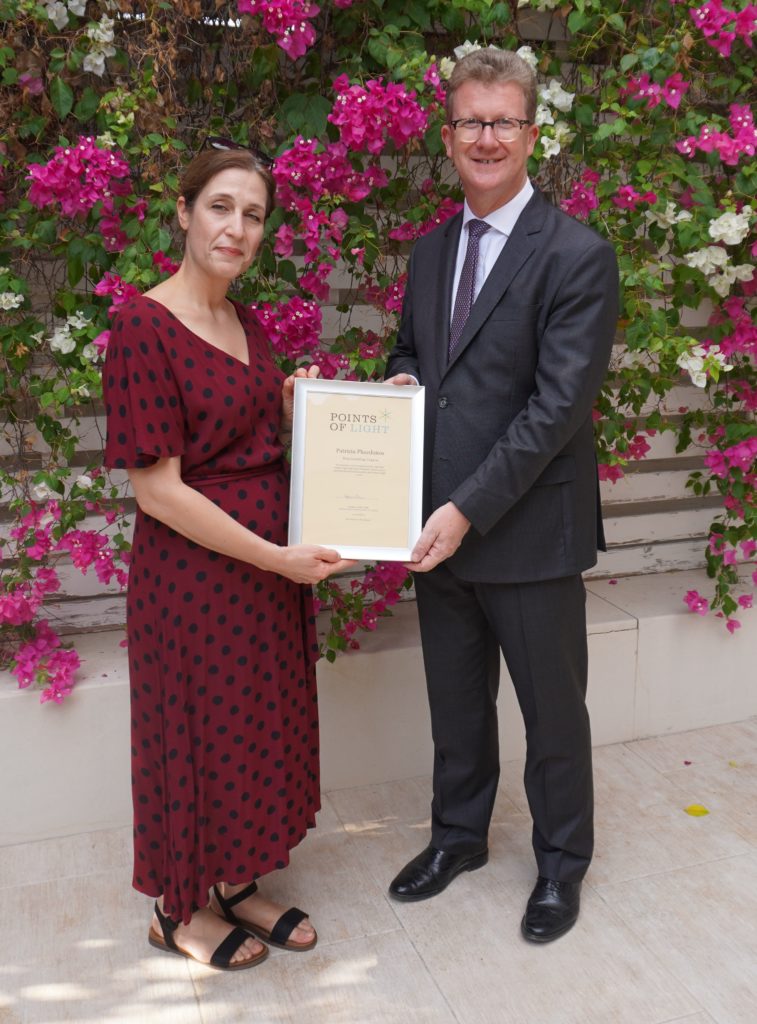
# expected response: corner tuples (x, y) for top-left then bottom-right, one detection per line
(385, 372), (418, 386)
(406, 501), (471, 573)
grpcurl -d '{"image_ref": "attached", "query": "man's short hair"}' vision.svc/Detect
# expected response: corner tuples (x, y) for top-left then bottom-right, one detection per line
(446, 48), (537, 124)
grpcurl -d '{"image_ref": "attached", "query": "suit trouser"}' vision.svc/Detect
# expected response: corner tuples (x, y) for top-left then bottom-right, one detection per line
(413, 565), (593, 883)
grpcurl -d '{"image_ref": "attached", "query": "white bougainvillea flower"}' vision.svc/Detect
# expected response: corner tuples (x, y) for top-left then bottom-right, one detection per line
(83, 52), (107, 76)
(439, 57), (456, 80)
(539, 79), (574, 112)
(67, 311), (90, 330)
(87, 14), (116, 45)
(542, 135), (562, 159)
(708, 209), (753, 246)
(45, 1), (69, 29)
(32, 482), (54, 501)
(554, 121), (574, 145)
(535, 103), (554, 127)
(684, 245), (729, 275)
(645, 202), (692, 229)
(677, 344), (733, 386)
(50, 326), (76, 354)
(0, 292), (24, 310)
(453, 40), (482, 60)
(75, 474), (94, 490)
(677, 349), (707, 387)
(68, 0), (87, 14)
(515, 45), (539, 70)
(710, 264), (754, 297)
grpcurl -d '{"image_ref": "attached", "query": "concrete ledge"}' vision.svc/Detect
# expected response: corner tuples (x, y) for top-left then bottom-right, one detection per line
(2, 568), (756, 845)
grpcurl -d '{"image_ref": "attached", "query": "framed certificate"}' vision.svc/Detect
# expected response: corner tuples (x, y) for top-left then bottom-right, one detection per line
(288, 378), (425, 560)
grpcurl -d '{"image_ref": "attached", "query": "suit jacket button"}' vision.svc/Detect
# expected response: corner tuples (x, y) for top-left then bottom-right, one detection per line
(438, 396), (448, 409)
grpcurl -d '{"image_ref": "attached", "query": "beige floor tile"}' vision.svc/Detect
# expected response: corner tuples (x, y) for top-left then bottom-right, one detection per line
(255, 831), (399, 947)
(190, 930), (456, 1024)
(0, 873), (201, 1024)
(0, 871), (146, 977)
(2, 982), (203, 1024)
(661, 759), (757, 853)
(626, 717), (757, 773)
(327, 777), (431, 833)
(485, 816), (536, 885)
(660, 1015), (719, 1024)
(662, 758), (757, 812)
(592, 743), (690, 829)
(0, 827), (131, 890)
(387, 871), (699, 1024)
(590, 807), (753, 886)
(596, 853), (757, 1024)
(311, 794), (347, 837)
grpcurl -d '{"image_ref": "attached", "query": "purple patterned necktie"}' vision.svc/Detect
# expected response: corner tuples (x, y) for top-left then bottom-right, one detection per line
(449, 218), (490, 358)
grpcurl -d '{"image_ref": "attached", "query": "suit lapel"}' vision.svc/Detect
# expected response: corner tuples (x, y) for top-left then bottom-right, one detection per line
(443, 190), (544, 376)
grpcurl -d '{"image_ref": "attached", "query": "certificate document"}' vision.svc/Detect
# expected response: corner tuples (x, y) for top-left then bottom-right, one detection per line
(288, 378), (425, 560)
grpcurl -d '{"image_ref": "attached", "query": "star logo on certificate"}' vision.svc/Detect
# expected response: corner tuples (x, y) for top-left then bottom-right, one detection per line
(379, 408), (391, 423)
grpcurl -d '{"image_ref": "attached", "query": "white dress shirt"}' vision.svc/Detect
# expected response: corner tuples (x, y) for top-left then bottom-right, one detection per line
(450, 178), (534, 325)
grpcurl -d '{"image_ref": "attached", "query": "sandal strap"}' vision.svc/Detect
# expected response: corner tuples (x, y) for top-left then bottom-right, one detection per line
(153, 901), (179, 952)
(210, 926), (256, 969)
(213, 880), (259, 920)
(269, 906), (308, 947)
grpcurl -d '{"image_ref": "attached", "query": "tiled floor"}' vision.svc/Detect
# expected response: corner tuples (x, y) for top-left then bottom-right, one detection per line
(2, 718), (756, 1024)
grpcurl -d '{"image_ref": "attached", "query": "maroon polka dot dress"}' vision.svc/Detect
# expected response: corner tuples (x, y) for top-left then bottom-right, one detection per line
(103, 295), (320, 924)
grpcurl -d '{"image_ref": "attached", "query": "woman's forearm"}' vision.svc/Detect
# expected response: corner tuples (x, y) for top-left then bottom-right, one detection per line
(129, 461), (283, 574)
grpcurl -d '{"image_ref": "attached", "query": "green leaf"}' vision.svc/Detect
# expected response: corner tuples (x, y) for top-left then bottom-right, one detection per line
(49, 77), (74, 120)
(620, 53), (640, 72)
(567, 9), (587, 32)
(73, 87), (101, 122)
(279, 93), (332, 137)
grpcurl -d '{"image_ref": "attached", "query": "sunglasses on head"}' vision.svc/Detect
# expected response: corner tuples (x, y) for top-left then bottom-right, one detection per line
(202, 135), (274, 169)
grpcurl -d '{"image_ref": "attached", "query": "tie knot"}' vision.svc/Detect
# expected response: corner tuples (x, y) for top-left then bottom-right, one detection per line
(467, 219), (490, 241)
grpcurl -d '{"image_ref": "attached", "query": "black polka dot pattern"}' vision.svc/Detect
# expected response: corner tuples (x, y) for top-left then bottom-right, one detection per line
(103, 296), (320, 925)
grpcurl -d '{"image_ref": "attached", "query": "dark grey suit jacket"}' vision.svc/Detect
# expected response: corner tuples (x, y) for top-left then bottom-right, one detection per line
(385, 187), (619, 584)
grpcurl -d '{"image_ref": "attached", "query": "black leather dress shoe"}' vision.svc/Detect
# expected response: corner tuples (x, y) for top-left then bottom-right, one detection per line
(388, 844), (488, 902)
(521, 877), (582, 943)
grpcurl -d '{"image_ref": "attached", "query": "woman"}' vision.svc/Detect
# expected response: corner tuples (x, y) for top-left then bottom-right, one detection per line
(103, 144), (353, 970)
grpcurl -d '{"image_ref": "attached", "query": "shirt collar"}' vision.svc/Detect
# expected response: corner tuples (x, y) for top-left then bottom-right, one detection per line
(462, 178), (534, 238)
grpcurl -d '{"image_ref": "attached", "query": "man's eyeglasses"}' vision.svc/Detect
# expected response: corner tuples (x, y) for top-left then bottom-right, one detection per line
(202, 135), (274, 169)
(449, 117), (531, 143)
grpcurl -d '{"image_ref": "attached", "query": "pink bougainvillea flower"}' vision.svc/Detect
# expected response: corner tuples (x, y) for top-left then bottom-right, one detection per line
(389, 196), (463, 242)
(684, 589), (710, 614)
(18, 70), (44, 95)
(620, 73), (662, 109)
(27, 136), (135, 250)
(364, 273), (407, 315)
(328, 75), (429, 154)
(237, 1), (320, 59)
(153, 250), (179, 275)
(661, 72), (690, 109)
(94, 271), (140, 316)
(252, 295), (322, 359)
(561, 181), (599, 220)
(627, 433), (652, 460)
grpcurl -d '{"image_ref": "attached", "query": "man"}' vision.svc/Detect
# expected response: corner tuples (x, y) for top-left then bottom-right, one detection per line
(385, 48), (618, 943)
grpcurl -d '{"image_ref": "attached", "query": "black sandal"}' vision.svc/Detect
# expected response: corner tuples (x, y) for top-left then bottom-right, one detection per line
(148, 901), (268, 971)
(212, 881), (317, 951)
